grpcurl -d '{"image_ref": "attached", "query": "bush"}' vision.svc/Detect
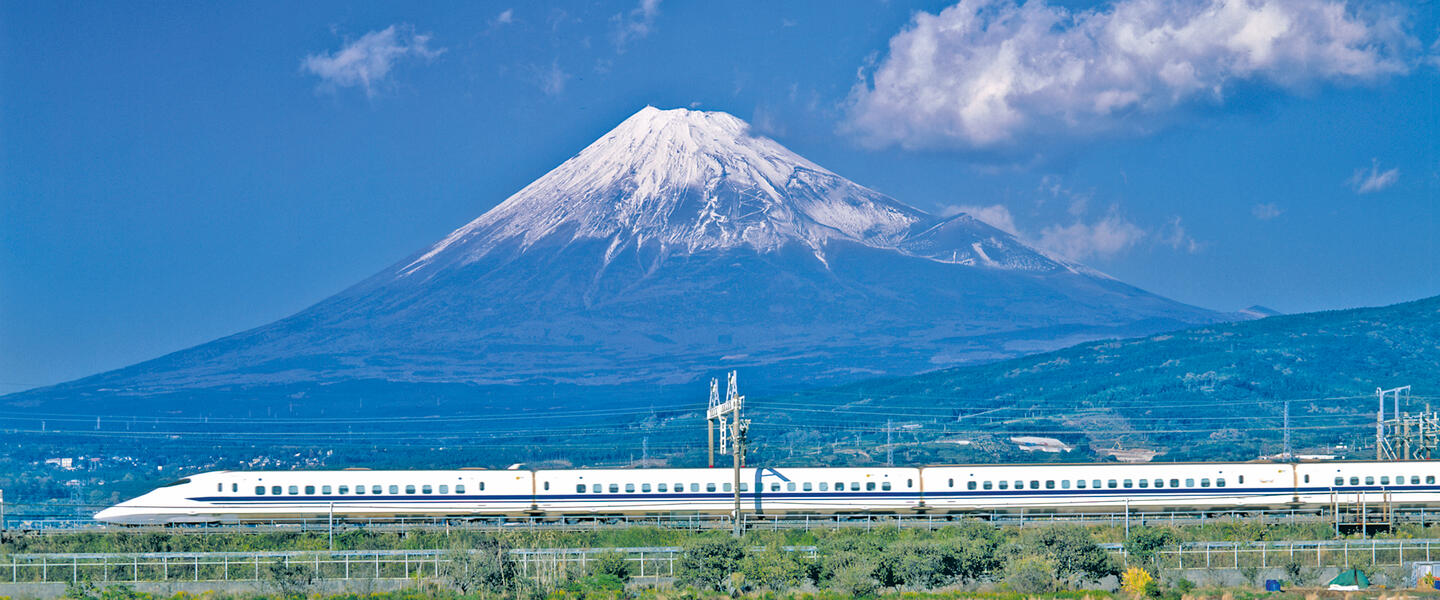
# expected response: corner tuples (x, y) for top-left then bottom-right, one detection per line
(588, 551), (633, 583)
(1005, 555), (1056, 593)
(1019, 525), (1119, 584)
(1121, 566), (1155, 597)
(675, 537), (744, 592)
(830, 563), (878, 597)
(738, 547), (810, 591)
(264, 557), (317, 599)
(442, 540), (520, 595)
(1124, 527), (1178, 569)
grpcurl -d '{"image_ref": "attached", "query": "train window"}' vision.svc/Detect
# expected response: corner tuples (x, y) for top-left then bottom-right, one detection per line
(739, 483), (749, 492)
(1014, 480), (1023, 490)
(1076, 480), (1086, 489)
(948, 478), (954, 488)
(1414, 476), (1422, 484)
(1350, 477), (1359, 485)
(1365, 477), (1374, 485)
(983, 481), (992, 490)
(788, 482), (796, 492)
(422, 485), (433, 494)
(1122, 479), (1132, 488)
(1030, 481), (1040, 490)
(1200, 479), (1210, 488)
(658, 484), (667, 492)
(458, 484), (467, 493)
(642, 483), (651, 492)
(998, 481), (1008, 490)
(576, 484), (586, 493)
(478, 482), (484, 491)
(1238, 475), (1244, 484)
(322, 486), (332, 494)
(232, 483), (238, 492)
(691, 483), (700, 492)
(256, 486), (265, 495)
(1153, 479), (1163, 488)
(1138, 479), (1148, 488)
(592, 484), (601, 493)
(1107, 480), (1117, 489)
(819, 482), (829, 491)
(609, 484), (619, 493)
(835, 481), (844, 491)
(804, 482), (813, 491)
(355, 486), (365, 495)
(706, 483), (716, 492)
(907, 479), (913, 488)
(1092, 480), (1102, 489)
(968, 482), (977, 490)
(271, 486), (282, 495)
(1045, 481), (1055, 489)
(625, 484), (635, 493)
(440, 485), (449, 494)
(404, 485), (415, 494)
(304, 486), (315, 495)
(289, 486), (299, 495)
(1381, 476), (1390, 485)
(1061, 480), (1070, 489)
(1185, 479), (1194, 487)
(852, 482), (861, 491)
(724, 483), (732, 492)
(1335, 477), (1344, 486)
(882, 482), (891, 491)
(339, 486), (349, 495)
(1303, 475), (1310, 484)
(1429, 476), (1436, 484)
(1216, 478), (1225, 488)
(771, 482), (781, 492)
(218, 483), (223, 492)
(374, 485), (384, 494)
(866, 482), (876, 491)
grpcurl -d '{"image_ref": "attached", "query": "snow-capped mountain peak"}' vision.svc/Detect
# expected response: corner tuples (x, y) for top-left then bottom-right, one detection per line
(402, 106), (936, 274)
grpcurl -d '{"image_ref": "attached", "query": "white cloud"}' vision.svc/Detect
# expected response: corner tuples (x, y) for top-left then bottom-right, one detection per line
(942, 204), (1020, 235)
(534, 60), (570, 97)
(1037, 210), (1147, 260)
(1160, 216), (1202, 253)
(1252, 202), (1283, 220)
(613, 0), (662, 51)
(302, 25), (443, 97)
(1348, 158), (1400, 193)
(847, 0), (1418, 151)
(495, 9), (515, 26)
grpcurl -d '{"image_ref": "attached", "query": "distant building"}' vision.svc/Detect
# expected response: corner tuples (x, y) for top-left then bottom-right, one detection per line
(43, 457), (75, 470)
(1010, 436), (1073, 453)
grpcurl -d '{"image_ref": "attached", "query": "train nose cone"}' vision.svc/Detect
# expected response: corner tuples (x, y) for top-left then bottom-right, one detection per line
(94, 506), (123, 523)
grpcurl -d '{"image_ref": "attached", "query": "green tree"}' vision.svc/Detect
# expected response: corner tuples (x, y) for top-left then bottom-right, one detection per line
(588, 551), (632, 583)
(264, 557), (317, 599)
(442, 540), (520, 595)
(1020, 525), (1119, 584)
(1005, 555), (1057, 593)
(738, 547), (809, 591)
(675, 537), (744, 591)
(1124, 527), (1179, 569)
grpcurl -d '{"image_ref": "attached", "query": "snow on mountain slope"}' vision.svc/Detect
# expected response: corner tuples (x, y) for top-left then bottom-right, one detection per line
(6, 107), (1234, 412)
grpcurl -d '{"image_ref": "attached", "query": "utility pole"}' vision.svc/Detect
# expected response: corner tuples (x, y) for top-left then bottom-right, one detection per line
(706, 379), (719, 468)
(707, 371), (748, 537)
(886, 420), (894, 466)
(1282, 400), (1291, 461)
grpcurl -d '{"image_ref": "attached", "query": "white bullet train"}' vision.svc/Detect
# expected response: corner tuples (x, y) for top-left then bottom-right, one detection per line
(95, 460), (1440, 525)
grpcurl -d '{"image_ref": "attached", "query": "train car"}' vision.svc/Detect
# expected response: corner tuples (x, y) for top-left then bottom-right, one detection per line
(919, 462), (1297, 513)
(1294, 461), (1440, 508)
(95, 468), (535, 524)
(531, 466), (920, 515)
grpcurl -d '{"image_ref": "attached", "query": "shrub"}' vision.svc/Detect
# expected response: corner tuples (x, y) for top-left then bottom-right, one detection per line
(442, 541), (520, 595)
(1020, 525), (1120, 584)
(264, 557), (317, 599)
(675, 537), (744, 592)
(1124, 527), (1178, 569)
(830, 563), (878, 597)
(1121, 566), (1155, 598)
(1005, 555), (1056, 593)
(738, 547), (809, 591)
(589, 551), (633, 583)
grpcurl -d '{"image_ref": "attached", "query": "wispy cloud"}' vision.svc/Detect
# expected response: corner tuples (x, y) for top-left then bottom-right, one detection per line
(941, 204), (1019, 235)
(1037, 210), (1148, 261)
(1160, 217), (1202, 254)
(612, 0), (662, 51)
(1348, 158), (1401, 194)
(533, 60), (570, 97)
(495, 9), (515, 26)
(847, 0), (1418, 152)
(1252, 203), (1283, 220)
(302, 25), (443, 97)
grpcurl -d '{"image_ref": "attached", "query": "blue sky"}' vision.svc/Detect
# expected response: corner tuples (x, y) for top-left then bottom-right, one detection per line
(2, 0), (1437, 391)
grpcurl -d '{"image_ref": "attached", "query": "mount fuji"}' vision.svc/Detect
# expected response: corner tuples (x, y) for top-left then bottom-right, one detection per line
(9, 107), (1234, 413)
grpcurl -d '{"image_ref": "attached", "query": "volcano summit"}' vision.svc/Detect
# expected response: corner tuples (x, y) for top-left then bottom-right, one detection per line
(12, 107), (1230, 411)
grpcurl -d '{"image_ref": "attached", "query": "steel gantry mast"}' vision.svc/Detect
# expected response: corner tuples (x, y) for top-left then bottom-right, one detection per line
(706, 371), (749, 537)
